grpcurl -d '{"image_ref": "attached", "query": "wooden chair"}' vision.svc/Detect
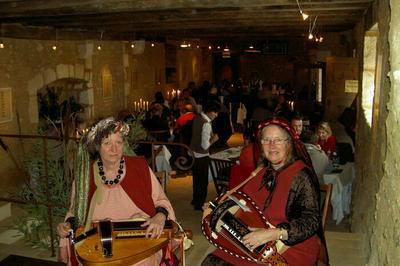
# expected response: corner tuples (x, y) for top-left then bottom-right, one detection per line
(320, 183), (333, 230)
(318, 183), (333, 266)
(209, 158), (235, 195)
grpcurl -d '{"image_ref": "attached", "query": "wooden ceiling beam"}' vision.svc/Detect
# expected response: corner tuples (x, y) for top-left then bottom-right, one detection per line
(0, 0), (373, 15)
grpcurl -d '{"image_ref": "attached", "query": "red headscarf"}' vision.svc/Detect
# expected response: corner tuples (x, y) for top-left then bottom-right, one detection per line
(256, 118), (313, 169)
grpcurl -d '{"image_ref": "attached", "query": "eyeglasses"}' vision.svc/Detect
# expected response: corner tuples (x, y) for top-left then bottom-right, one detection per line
(260, 138), (289, 145)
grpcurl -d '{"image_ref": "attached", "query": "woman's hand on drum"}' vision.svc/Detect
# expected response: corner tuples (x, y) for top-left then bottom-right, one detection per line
(242, 227), (280, 250)
(142, 213), (166, 239)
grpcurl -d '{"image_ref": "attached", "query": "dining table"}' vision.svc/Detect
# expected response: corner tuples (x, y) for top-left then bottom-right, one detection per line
(209, 145), (243, 161)
(322, 162), (355, 225)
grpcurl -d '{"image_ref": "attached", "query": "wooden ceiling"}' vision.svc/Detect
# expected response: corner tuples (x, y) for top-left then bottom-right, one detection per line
(0, 0), (373, 42)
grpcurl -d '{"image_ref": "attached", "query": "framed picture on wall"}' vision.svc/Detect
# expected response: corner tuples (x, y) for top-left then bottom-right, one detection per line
(0, 87), (12, 123)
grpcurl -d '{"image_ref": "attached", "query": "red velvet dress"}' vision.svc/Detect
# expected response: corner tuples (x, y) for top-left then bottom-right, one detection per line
(213, 160), (321, 266)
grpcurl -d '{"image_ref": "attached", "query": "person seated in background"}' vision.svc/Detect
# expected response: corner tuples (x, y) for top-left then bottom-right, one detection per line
(151, 91), (170, 120)
(212, 101), (233, 149)
(291, 113), (305, 141)
(179, 88), (198, 113)
(142, 103), (171, 142)
(174, 103), (195, 137)
(317, 121), (337, 157)
(273, 94), (291, 120)
(57, 117), (176, 265)
(303, 130), (330, 184)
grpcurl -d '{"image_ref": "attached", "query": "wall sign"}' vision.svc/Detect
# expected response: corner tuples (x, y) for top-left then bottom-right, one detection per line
(345, 80), (358, 93)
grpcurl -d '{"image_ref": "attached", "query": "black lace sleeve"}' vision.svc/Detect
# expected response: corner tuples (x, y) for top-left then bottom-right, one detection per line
(277, 168), (321, 246)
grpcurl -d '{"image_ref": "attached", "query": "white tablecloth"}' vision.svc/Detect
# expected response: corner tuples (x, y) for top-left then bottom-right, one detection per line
(154, 145), (172, 173)
(210, 146), (243, 161)
(322, 162), (355, 224)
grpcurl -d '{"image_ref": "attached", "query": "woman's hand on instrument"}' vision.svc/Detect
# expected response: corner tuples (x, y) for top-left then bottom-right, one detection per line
(242, 227), (279, 249)
(202, 202), (212, 219)
(57, 222), (71, 238)
(142, 213), (166, 239)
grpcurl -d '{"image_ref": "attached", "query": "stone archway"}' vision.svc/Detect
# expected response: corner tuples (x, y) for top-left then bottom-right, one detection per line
(27, 63), (94, 124)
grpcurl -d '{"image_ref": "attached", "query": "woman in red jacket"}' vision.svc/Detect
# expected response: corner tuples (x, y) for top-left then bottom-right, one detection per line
(317, 121), (337, 157)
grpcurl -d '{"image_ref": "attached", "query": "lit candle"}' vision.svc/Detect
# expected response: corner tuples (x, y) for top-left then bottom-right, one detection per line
(177, 89), (181, 97)
(167, 91), (170, 99)
(134, 101), (137, 111)
(139, 98), (143, 110)
(146, 101), (149, 111)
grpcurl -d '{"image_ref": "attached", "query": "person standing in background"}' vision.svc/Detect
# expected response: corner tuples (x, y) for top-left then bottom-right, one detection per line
(190, 101), (220, 211)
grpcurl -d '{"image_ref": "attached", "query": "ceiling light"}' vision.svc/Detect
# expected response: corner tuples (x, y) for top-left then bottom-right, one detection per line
(196, 45), (200, 48)
(217, 46), (221, 49)
(151, 43), (155, 47)
(97, 30), (103, 51)
(180, 40), (188, 48)
(130, 42), (135, 48)
(0, 40), (5, 49)
(296, 0), (309, 20)
(301, 12), (309, 20)
(208, 46), (212, 50)
(249, 45), (254, 49)
(52, 28), (58, 51)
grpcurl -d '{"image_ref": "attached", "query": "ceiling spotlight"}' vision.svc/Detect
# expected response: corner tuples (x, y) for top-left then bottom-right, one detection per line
(217, 46), (221, 49)
(296, 0), (309, 20)
(208, 46), (212, 50)
(97, 30), (103, 51)
(51, 29), (58, 51)
(188, 43), (191, 47)
(301, 11), (309, 20)
(130, 42), (135, 48)
(151, 43), (155, 47)
(180, 40), (188, 48)
(0, 40), (4, 49)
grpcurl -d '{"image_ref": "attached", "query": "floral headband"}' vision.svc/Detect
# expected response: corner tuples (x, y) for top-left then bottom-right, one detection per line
(84, 117), (130, 146)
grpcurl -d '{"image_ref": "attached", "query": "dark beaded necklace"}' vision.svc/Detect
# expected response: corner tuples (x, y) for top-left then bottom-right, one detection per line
(97, 158), (125, 185)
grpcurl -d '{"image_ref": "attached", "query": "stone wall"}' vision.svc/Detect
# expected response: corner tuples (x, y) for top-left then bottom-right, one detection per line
(352, 0), (400, 264)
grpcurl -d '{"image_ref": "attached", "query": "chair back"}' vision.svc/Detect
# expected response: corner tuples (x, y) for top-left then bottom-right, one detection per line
(209, 158), (234, 195)
(320, 183), (333, 230)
